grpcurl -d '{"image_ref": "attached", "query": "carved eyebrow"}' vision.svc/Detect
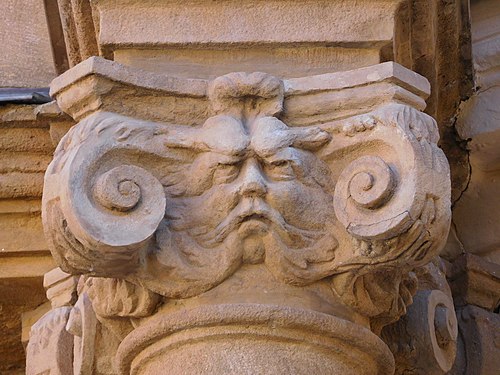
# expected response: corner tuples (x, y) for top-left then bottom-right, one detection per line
(164, 116), (250, 155)
(203, 152), (242, 166)
(260, 148), (298, 165)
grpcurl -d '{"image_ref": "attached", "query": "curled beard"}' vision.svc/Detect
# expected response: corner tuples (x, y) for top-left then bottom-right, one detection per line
(262, 225), (339, 286)
(143, 199), (339, 297)
(141, 223), (244, 298)
(188, 198), (327, 250)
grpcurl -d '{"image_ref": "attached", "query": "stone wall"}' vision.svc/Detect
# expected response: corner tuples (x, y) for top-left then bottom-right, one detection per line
(0, 0), (57, 88)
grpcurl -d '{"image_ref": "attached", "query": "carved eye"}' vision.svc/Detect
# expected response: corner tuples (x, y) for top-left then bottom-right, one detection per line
(265, 159), (295, 181)
(213, 163), (239, 184)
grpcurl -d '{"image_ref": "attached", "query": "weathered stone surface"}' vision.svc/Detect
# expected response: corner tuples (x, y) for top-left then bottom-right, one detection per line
(49, 57), (430, 124)
(41, 1), (474, 209)
(0, 278), (47, 374)
(0, 0), (495, 373)
(0, 105), (53, 201)
(381, 259), (458, 375)
(449, 253), (500, 311)
(47, 0), (474, 216)
(449, 305), (500, 375)
(26, 306), (74, 375)
(0, 0), (57, 87)
(0, 103), (72, 374)
(114, 46), (382, 79)
(117, 303), (394, 375)
(33, 56), (452, 374)
(21, 302), (51, 345)
(0, 104), (68, 257)
(44, 267), (79, 309)
(450, 0), (500, 265)
(97, 0), (399, 48)
(24, 267), (80, 375)
(56, 0), (98, 68)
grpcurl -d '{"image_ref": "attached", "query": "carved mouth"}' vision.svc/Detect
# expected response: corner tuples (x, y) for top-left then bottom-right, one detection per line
(238, 213), (270, 236)
(240, 213), (269, 223)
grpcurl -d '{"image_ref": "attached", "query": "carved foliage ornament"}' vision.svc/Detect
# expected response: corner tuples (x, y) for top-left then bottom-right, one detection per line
(42, 69), (451, 323)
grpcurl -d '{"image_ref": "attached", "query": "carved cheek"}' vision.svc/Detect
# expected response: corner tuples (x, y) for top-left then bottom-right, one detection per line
(266, 181), (333, 230)
(178, 184), (240, 229)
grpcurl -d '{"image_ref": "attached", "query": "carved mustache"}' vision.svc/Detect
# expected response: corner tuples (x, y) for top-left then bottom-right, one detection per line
(192, 198), (324, 247)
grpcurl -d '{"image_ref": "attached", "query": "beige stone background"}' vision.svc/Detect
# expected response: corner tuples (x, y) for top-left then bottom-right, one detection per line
(0, 0), (57, 88)
(1, 1), (58, 372)
(0, 0), (499, 374)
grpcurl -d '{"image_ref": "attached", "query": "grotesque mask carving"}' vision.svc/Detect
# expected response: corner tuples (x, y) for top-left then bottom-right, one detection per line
(42, 63), (451, 329)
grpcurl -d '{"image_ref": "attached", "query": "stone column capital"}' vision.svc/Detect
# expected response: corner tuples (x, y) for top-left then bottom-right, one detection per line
(40, 58), (451, 374)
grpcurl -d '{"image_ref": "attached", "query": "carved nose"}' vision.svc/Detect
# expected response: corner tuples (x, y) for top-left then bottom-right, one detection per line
(239, 160), (267, 197)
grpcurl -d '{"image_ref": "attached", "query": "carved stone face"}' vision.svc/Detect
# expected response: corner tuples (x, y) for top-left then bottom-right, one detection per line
(160, 114), (336, 265)
(42, 64), (451, 329)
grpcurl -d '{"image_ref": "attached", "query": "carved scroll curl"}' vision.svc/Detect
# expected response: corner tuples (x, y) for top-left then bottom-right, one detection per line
(326, 104), (451, 247)
(335, 155), (398, 237)
(42, 112), (168, 276)
(324, 104), (451, 325)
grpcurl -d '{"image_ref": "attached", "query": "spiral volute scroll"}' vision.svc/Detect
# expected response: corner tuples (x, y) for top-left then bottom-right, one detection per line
(65, 164), (166, 248)
(334, 155), (414, 240)
(93, 166), (145, 213)
(42, 112), (169, 275)
(405, 290), (458, 374)
(343, 156), (395, 210)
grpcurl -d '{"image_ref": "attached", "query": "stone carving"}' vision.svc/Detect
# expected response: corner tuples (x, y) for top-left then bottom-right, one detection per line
(86, 277), (160, 318)
(44, 267), (79, 308)
(26, 267), (79, 375)
(43, 73), (449, 292)
(447, 254), (500, 375)
(381, 260), (458, 374)
(39, 58), (451, 374)
(67, 289), (97, 375)
(26, 306), (74, 375)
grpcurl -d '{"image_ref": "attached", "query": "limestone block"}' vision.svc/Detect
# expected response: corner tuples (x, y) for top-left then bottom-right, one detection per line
(103, 0), (394, 78)
(0, 206), (46, 253)
(0, 0), (57, 87)
(449, 253), (500, 311)
(97, 0), (398, 48)
(0, 105), (53, 200)
(0, 254), (55, 279)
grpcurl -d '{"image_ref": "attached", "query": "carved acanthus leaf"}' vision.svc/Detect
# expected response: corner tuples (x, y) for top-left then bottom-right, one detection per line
(86, 277), (161, 318)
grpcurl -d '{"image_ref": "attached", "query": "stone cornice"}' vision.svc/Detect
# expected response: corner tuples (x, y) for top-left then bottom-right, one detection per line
(50, 57), (430, 124)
